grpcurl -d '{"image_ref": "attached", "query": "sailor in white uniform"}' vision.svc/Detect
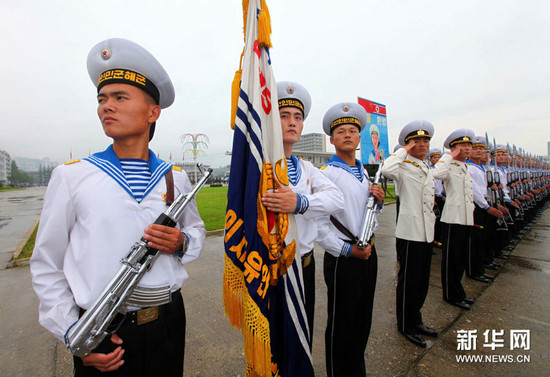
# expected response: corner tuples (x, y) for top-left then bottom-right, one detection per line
(381, 120), (438, 348)
(432, 129), (475, 311)
(261, 81), (344, 348)
(316, 102), (384, 377)
(428, 148), (445, 245)
(31, 38), (206, 376)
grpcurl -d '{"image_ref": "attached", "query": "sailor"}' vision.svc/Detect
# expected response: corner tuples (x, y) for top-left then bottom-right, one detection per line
(261, 81), (344, 348)
(30, 38), (206, 376)
(432, 129), (475, 310)
(428, 148), (445, 246)
(392, 144), (403, 223)
(316, 102), (384, 376)
(381, 120), (438, 348)
(465, 137), (500, 283)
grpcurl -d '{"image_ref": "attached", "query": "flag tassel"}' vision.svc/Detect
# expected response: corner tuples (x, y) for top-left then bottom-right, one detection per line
(257, 0), (272, 48)
(224, 255), (272, 377)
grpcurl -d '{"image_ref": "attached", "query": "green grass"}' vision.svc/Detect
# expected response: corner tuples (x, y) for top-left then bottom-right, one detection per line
(18, 184), (392, 258)
(0, 186), (23, 192)
(195, 186), (228, 231)
(17, 223), (38, 259)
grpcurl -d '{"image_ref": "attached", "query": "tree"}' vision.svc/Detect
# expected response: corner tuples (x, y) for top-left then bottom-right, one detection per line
(10, 161), (34, 186)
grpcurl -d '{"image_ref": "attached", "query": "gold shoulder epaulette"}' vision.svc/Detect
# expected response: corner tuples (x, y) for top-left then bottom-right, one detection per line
(320, 165), (328, 170)
(404, 160), (420, 167)
(389, 153), (396, 157)
(171, 166), (183, 172)
(64, 159), (81, 165)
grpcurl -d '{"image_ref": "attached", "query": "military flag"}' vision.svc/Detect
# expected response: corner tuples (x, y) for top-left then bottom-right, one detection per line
(223, 1), (314, 376)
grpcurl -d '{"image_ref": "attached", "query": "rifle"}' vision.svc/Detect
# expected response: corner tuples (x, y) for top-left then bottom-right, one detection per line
(485, 133), (507, 230)
(493, 138), (514, 226)
(65, 164), (213, 357)
(357, 160), (383, 249)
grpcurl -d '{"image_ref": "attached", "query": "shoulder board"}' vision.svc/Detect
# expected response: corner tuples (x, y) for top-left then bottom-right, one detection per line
(403, 160), (420, 167)
(451, 162), (461, 166)
(64, 159), (81, 165)
(171, 166), (183, 172)
(320, 165), (328, 170)
(389, 153), (396, 157)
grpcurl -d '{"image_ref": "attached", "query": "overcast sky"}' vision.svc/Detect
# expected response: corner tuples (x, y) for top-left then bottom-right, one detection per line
(1, 0), (549, 168)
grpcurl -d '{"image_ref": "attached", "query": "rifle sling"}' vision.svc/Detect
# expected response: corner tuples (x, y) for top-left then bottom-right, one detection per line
(164, 169), (175, 206)
(330, 215), (358, 244)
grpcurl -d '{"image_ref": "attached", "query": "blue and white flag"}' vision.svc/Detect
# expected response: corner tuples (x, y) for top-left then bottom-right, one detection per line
(223, 1), (314, 376)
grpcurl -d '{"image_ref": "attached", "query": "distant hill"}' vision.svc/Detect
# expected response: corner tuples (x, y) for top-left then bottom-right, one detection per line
(12, 157), (60, 172)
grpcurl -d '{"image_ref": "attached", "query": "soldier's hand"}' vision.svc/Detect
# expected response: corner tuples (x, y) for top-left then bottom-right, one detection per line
(370, 185), (385, 204)
(261, 187), (298, 213)
(487, 207), (504, 218)
(450, 148), (462, 160)
(350, 244), (372, 260)
(402, 140), (416, 153)
(81, 334), (124, 372)
(143, 224), (184, 254)
(497, 204), (509, 214)
(510, 201), (520, 209)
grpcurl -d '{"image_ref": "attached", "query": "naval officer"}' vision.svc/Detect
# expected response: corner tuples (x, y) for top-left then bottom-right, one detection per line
(432, 129), (475, 310)
(382, 120), (438, 348)
(31, 38), (206, 376)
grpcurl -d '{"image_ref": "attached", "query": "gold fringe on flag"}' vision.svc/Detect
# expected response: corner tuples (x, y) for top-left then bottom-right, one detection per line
(224, 254), (272, 377)
(258, 0), (272, 48)
(230, 51), (244, 130)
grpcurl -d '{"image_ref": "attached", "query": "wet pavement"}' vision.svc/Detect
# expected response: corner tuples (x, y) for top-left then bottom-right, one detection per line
(0, 187), (45, 268)
(1, 189), (549, 376)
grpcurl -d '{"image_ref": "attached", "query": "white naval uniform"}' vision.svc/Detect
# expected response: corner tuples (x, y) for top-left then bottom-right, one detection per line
(288, 157), (344, 257)
(316, 163), (381, 257)
(381, 147), (436, 334)
(432, 154), (474, 226)
(316, 158), (380, 377)
(467, 161), (490, 210)
(381, 148), (436, 242)
(30, 150), (206, 341)
(432, 153), (474, 302)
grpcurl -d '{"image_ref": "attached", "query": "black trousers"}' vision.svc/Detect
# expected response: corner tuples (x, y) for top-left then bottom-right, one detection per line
(467, 207), (488, 277)
(441, 223), (470, 302)
(396, 239), (432, 334)
(74, 291), (186, 377)
(324, 247), (377, 377)
(302, 250), (315, 348)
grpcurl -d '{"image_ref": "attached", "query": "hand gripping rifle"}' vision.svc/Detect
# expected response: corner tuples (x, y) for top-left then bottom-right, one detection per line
(485, 133), (507, 230)
(357, 160), (383, 249)
(66, 164), (213, 357)
(492, 137), (515, 226)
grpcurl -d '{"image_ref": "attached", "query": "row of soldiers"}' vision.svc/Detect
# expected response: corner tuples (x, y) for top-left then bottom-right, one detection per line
(29, 36), (548, 376)
(388, 125), (549, 349)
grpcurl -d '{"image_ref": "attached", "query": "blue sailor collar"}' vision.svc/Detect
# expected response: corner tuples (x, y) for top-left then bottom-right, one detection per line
(325, 155), (365, 182)
(466, 159), (486, 172)
(287, 155), (302, 186)
(84, 145), (172, 203)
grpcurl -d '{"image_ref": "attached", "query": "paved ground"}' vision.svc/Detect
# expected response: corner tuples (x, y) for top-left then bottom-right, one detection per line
(1, 187), (549, 376)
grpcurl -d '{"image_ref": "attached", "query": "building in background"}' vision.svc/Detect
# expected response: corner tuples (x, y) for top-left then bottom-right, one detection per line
(293, 150), (333, 168)
(0, 150), (11, 185)
(293, 133), (326, 152)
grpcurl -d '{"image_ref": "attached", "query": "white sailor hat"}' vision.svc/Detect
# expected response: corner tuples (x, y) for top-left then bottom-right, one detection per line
(429, 148), (442, 157)
(472, 136), (487, 148)
(87, 38), (175, 109)
(277, 81), (312, 119)
(398, 120), (434, 145)
(444, 128), (475, 149)
(322, 102), (368, 135)
(370, 124), (379, 135)
(493, 144), (509, 154)
(393, 144), (403, 153)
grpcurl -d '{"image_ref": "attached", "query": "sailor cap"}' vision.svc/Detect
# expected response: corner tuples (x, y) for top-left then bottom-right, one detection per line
(87, 38), (175, 109)
(398, 120), (434, 145)
(277, 81), (312, 119)
(472, 136), (488, 148)
(429, 148), (442, 157)
(322, 102), (367, 135)
(444, 128), (475, 149)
